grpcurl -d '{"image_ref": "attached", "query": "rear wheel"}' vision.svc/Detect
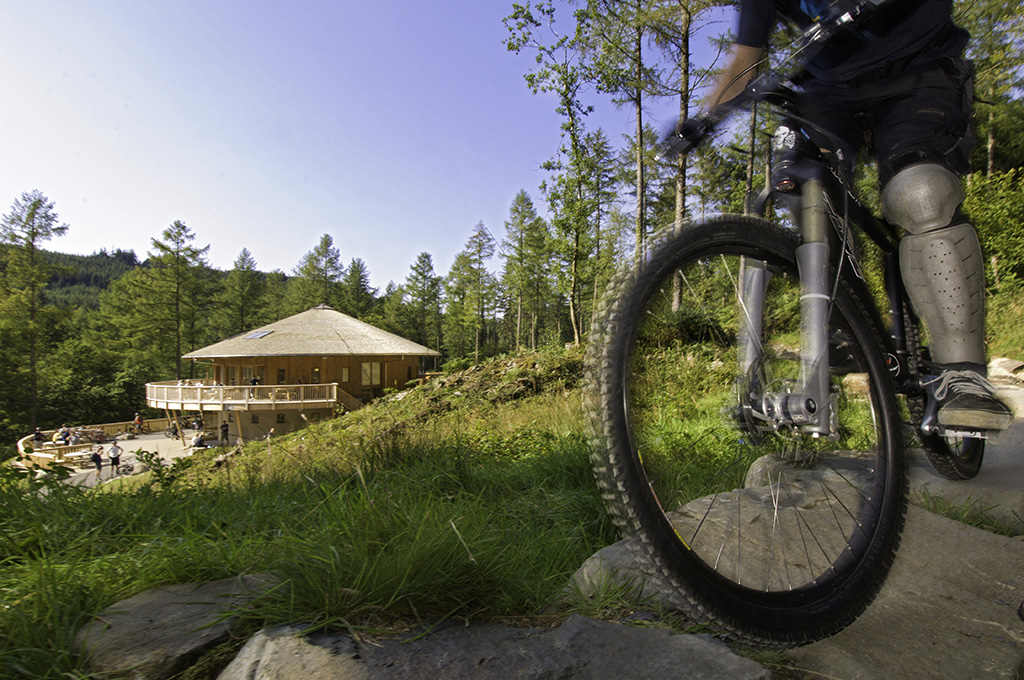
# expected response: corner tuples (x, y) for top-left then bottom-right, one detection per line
(586, 217), (907, 645)
(919, 425), (984, 480)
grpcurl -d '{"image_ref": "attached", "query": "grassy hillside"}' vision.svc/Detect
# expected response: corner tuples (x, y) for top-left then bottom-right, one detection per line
(0, 345), (626, 679)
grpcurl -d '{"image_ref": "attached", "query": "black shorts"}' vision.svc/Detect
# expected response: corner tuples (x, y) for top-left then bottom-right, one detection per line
(798, 57), (975, 185)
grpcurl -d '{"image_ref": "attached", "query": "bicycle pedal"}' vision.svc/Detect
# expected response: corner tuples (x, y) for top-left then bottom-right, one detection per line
(935, 427), (988, 440)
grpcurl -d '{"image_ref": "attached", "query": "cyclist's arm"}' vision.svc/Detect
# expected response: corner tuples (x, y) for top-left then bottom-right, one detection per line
(707, 44), (763, 109)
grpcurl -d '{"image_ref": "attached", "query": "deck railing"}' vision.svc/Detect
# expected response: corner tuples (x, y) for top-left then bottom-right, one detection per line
(145, 381), (338, 410)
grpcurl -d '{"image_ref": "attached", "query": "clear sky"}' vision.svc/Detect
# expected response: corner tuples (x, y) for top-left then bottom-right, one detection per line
(1, 1), (719, 289)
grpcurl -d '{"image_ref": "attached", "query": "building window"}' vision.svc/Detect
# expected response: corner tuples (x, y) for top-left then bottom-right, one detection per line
(361, 362), (381, 387)
(276, 413), (286, 423)
(278, 368), (286, 384)
(341, 367), (350, 383)
(311, 367), (321, 384)
(251, 414), (259, 424)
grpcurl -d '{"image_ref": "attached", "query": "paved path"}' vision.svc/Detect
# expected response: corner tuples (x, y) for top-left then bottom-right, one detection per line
(66, 430), (220, 488)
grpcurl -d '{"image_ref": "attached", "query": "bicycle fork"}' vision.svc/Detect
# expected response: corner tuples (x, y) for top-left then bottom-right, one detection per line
(738, 179), (833, 438)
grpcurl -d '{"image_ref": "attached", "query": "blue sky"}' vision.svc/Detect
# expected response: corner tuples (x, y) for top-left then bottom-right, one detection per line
(1, 1), (724, 288)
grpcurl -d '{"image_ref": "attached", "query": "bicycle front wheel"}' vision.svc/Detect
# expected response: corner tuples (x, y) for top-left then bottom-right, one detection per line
(586, 216), (907, 645)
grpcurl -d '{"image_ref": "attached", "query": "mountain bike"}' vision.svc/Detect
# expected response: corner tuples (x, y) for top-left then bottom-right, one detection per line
(585, 0), (987, 646)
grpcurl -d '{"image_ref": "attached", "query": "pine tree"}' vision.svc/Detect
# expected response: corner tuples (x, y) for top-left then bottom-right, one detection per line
(99, 220), (213, 379)
(444, 224), (496, 363)
(288, 234), (344, 312)
(404, 252), (443, 351)
(0, 191), (70, 428)
(501, 191), (551, 349)
(339, 257), (377, 318)
(215, 248), (267, 336)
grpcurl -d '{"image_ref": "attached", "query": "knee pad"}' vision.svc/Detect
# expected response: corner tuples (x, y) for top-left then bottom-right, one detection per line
(899, 223), (986, 365)
(881, 164), (965, 235)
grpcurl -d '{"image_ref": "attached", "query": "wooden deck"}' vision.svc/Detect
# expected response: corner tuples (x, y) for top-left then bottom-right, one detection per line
(145, 381), (342, 412)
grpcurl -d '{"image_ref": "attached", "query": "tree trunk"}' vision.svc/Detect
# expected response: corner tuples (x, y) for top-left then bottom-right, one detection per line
(568, 227), (582, 346)
(745, 106), (758, 215)
(672, 6), (692, 312)
(634, 23), (646, 266)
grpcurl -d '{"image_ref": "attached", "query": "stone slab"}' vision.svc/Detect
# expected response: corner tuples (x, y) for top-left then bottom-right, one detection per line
(788, 505), (1024, 679)
(76, 574), (278, 680)
(218, 615), (771, 680)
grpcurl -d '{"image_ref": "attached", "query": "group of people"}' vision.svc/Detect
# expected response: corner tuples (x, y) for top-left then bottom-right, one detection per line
(29, 409), (236, 484)
(34, 425), (84, 446)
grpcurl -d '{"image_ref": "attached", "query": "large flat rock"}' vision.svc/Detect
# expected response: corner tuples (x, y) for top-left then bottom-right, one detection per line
(76, 574), (278, 680)
(788, 505), (1024, 679)
(217, 615), (771, 680)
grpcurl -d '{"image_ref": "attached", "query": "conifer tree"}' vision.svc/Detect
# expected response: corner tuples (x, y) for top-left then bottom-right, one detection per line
(404, 252), (443, 351)
(0, 190), (69, 429)
(288, 234), (344, 312)
(215, 248), (267, 336)
(501, 191), (551, 349)
(339, 257), (377, 318)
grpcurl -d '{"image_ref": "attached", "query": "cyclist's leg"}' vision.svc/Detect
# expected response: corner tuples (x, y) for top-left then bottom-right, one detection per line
(875, 60), (1011, 430)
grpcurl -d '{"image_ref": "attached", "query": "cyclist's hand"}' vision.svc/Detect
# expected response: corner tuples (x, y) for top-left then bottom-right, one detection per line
(662, 113), (719, 160)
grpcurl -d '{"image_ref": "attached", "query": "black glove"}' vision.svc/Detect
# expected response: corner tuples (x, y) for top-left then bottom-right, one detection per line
(661, 113), (719, 160)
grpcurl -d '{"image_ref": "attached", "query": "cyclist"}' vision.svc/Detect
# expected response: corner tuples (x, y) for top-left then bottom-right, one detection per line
(702, 0), (1012, 431)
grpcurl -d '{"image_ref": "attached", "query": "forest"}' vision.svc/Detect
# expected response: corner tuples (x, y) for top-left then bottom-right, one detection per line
(1, 0), (1022, 456)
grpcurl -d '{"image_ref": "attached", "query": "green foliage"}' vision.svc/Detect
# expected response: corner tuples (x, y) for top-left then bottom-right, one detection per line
(444, 223), (497, 362)
(3, 0), (1024, 476)
(985, 284), (1024, 359)
(972, 97), (1024, 174)
(965, 169), (1024, 288)
(42, 248), (140, 309)
(338, 257), (377, 318)
(135, 448), (197, 488)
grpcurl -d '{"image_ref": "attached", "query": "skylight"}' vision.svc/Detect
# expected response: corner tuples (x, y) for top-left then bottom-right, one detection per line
(244, 331), (273, 339)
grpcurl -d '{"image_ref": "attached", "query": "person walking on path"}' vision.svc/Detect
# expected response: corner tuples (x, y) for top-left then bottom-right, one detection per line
(133, 413), (143, 435)
(90, 447), (104, 480)
(220, 421), (230, 447)
(108, 441), (123, 476)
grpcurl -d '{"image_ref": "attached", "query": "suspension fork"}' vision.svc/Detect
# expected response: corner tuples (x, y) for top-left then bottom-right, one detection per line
(793, 180), (832, 436)
(735, 179), (831, 436)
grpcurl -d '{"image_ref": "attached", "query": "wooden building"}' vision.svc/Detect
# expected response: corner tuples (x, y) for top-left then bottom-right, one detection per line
(145, 304), (441, 442)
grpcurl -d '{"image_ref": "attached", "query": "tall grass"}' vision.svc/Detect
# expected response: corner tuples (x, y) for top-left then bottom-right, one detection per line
(0, 375), (616, 678)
